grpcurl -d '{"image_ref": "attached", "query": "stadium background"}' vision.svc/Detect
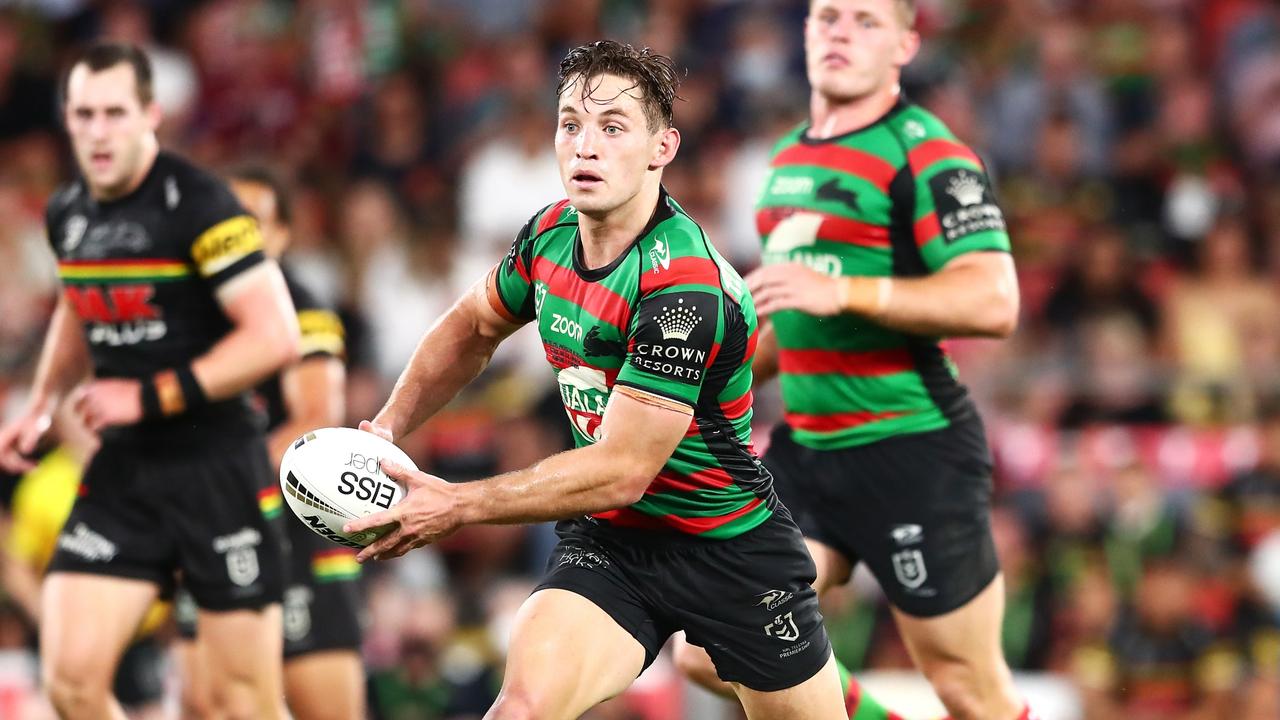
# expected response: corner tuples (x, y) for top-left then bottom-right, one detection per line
(3, 0), (1280, 717)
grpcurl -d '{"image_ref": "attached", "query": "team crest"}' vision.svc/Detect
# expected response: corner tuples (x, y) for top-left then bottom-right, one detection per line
(283, 586), (313, 642)
(63, 215), (88, 254)
(226, 546), (260, 587)
(891, 549), (928, 589)
(764, 612), (800, 642)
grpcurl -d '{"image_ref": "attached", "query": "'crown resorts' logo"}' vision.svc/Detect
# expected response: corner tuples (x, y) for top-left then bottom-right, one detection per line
(655, 298), (701, 341)
(945, 170), (985, 207)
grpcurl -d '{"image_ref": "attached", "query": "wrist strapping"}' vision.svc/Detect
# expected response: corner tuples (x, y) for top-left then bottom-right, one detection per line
(141, 366), (207, 419)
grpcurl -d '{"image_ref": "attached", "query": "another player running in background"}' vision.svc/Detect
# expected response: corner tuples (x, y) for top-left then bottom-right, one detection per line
(674, 2), (1027, 719)
(0, 43), (299, 720)
(174, 167), (362, 720)
(345, 40), (848, 719)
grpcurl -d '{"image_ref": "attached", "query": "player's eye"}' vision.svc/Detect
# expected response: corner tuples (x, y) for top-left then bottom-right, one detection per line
(562, 121), (579, 133)
(75, 109), (92, 120)
(107, 108), (126, 118)
(604, 125), (622, 135)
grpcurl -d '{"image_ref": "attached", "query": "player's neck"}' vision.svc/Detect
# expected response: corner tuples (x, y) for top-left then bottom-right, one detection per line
(809, 83), (902, 139)
(577, 181), (661, 270)
(90, 135), (160, 202)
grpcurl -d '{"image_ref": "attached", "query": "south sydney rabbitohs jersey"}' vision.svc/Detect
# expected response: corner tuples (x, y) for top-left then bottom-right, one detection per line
(757, 98), (1012, 450)
(46, 151), (269, 441)
(491, 191), (776, 539)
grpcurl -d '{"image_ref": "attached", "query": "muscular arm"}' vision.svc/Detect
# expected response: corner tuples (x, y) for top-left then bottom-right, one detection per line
(749, 251), (1019, 339)
(267, 356), (345, 473)
(453, 388), (686, 524)
(849, 252), (1019, 338)
(372, 273), (524, 441)
(350, 388), (689, 560)
(198, 261), (302, 400)
(25, 296), (91, 412)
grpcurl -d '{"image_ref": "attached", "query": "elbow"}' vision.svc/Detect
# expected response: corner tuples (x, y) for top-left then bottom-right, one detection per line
(610, 466), (655, 508)
(274, 331), (303, 368)
(986, 308), (1019, 338)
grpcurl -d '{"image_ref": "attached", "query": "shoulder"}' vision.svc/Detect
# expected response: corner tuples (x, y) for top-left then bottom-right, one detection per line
(156, 151), (247, 228)
(637, 197), (727, 296)
(46, 181), (85, 221)
(890, 104), (985, 173)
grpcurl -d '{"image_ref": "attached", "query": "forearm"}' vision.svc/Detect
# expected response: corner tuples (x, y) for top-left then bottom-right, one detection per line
(374, 301), (503, 441)
(839, 260), (1018, 338)
(453, 441), (646, 525)
(191, 326), (299, 401)
(27, 299), (90, 409)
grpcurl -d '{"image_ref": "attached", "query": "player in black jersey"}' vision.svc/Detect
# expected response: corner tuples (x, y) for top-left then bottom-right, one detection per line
(174, 167), (364, 720)
(0, 44), (298, 719)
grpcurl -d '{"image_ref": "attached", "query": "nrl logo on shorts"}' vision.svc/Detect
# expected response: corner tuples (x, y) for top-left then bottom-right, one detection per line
(763, 612), (800, 642)
(891, 549), (929, 590)
(755, 589), (794, 611)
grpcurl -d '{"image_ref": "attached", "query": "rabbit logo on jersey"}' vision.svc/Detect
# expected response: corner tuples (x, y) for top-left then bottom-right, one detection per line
(558, 365), (609, 442)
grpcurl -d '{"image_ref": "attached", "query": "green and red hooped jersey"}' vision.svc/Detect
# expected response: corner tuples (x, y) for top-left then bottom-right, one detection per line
(757, 99), (1011, 450)
(489, 190), (776, 539)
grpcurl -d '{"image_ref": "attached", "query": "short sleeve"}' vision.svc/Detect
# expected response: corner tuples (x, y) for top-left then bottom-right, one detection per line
(488, 212), (541, 323)
(615, 288), (721, 408)
(908, 139), (1010, 271)
(185, 177), (266, 287)
(287, 273), (345, 360)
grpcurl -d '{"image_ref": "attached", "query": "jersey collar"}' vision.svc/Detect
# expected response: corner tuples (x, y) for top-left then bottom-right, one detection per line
(799, 94), (911, 146)
(572, 185), (676, 282)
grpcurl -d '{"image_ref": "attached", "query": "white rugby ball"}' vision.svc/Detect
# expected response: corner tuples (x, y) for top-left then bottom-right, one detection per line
(279, 427), (416, 549)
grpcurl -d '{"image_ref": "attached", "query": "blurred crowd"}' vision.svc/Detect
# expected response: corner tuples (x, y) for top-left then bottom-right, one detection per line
(3, 0), (1280, 718)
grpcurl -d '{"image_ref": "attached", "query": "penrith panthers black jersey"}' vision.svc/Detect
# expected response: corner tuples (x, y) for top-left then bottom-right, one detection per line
(46, 151), (271, 443)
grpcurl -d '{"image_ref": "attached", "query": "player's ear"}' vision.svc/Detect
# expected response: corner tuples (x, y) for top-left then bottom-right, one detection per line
(145, 100), (163, 132)
(896, 29), (921, 67)
(649, 126), (680, 171)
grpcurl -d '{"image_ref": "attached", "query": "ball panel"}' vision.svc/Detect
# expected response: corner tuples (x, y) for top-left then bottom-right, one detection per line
(279, 427), (417, 548)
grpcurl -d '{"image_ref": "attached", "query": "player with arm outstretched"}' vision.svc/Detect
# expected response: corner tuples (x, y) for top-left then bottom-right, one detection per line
(344, 40), (847, 720)
(0, 43), (298, 720)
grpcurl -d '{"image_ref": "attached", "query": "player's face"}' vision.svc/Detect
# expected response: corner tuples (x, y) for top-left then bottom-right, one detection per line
(230, 179), (287, 258)
(63, 63), (160, 199)
(805, 0), (919, 104)
(555, 72), (675, 218)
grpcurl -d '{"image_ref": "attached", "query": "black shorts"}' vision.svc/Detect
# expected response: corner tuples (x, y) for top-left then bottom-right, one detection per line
(766, 418), (999, 617)
(175, 519), (363, 658)
(114, 635), (165, 708)
(47, 434), (284, 611)
(535, 512), (832, 692)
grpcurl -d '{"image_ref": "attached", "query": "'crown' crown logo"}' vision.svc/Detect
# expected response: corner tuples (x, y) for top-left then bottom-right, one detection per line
(655, 298), (701, 341)
(945, 171), (985, 207)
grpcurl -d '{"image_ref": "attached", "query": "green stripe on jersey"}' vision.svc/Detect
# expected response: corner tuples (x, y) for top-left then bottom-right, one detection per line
(758, 101), (1011, 449)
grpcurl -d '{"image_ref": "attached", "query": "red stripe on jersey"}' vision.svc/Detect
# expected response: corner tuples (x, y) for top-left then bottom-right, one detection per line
(594, 496), (763, 534)
(745, 326), (759, 361)
(532, 256), (632, 329)
(779, 348), (914, 376)
(58, 258), (184, 267)
(704, 340), (722, 375)
(650, 466), (736, 493)
(639, 256), (720, 294)
(536, 199), (572, 235)
(908, 139), (982, 172)
(914, 212), (942, 247)
(772, 145), (897, 191)
(785, 410), (904, 433)
(756, 207), (891, 247)
(720, 391), (753, 419)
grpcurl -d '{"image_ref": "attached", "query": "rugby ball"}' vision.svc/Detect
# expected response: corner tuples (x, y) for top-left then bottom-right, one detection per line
(279, 427), (416, 549)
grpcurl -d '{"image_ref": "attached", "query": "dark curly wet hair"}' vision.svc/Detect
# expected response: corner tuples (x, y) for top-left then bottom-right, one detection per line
(556, 40), (682, 132)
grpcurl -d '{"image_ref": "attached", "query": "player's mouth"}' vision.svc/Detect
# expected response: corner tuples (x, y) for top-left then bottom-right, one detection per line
(820, 52), (850, 68)
(571, 170), (604, 190)
(90, 151), (113, 171)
